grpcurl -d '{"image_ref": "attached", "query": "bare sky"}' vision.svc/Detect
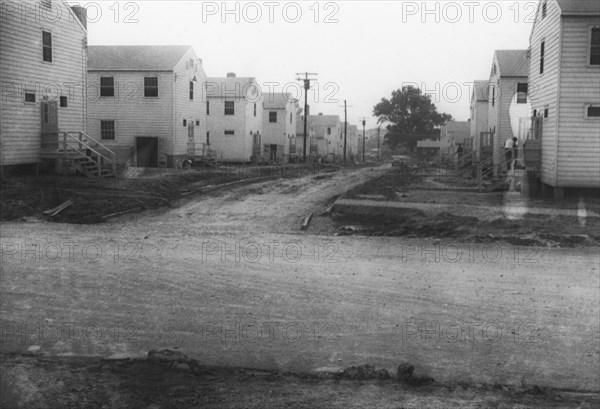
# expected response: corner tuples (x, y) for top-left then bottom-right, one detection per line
(82, 0), (535, 128)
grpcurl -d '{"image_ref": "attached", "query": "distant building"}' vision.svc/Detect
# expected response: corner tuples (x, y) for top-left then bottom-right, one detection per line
(309, 114), (342, 159)
(87, 45), (207, 168)
(470, 80), (490, 162)
(416, 138), (441, 160)
(527, 0), (600, 197)
(1, 0), (88, 173)
(205, 73), (263, 162)
(440, 121), (470, 162)
(487, 49), (530, 173)
(262, 93), (299, 163)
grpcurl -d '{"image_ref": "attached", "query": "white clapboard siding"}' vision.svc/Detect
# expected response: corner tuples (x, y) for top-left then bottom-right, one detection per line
(556, 15), (600, 187)
(206, 98), (251, 162)
(528, 0), (562, 186)
(0, 0), (87, 166)
(86, 71), (174, 163)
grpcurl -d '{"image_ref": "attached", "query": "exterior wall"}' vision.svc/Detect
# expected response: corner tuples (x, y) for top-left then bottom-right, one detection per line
(470, 99), (489, 161)
(206, 97), (247, 161)
(555, 15), (600, 187)
(529, 0), (562, 186)
(87, 70), (174, 166)
(245, 92), (263, 160)
(0, 0), (87, 166)
(262, 107), (286, 158)
(172, 48), (207, 159)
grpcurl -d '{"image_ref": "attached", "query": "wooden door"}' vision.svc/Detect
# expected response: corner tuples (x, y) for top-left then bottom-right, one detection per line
(41, 101), (58, 133)
(187, 122), (195, 156)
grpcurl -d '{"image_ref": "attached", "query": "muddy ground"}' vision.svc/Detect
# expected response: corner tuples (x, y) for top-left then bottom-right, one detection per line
(326, 168), (600, 248)
(1, 164), (599, 408)
(0, 164), (338, 224)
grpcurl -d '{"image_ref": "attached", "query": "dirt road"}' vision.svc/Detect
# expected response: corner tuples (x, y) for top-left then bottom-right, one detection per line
(1, 165), (599, 397)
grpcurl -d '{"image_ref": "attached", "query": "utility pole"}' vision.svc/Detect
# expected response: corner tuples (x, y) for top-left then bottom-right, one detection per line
(338, 101), (353, 163)
(296, 72), (318, 162)
(359, 117), (367, 162)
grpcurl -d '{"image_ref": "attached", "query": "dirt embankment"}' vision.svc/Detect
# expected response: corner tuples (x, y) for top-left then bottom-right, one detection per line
(0, 164), (338, 225)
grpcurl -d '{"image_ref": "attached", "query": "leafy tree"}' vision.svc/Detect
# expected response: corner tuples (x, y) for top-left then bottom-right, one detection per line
(373, 86), (453, 151)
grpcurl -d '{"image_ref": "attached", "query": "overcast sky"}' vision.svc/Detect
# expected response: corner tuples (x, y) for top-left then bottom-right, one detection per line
(82, 0), (535, 128)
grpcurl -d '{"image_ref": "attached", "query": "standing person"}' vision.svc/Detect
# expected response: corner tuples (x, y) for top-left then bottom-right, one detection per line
(504, 137), (515, 169)
(512, 137), (519, 169)
(457, 144), (464, 158)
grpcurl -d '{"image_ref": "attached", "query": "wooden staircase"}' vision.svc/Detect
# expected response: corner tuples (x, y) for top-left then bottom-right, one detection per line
(41, 131), (117, 178)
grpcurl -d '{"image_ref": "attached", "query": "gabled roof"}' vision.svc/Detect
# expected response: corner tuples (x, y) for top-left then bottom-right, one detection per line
(441, 121), (470, 134)
(495, 50), (529, 77)
(88, 46), (192, 71)
(205, 76), (257, 98)
(263, 93), (296, 109)
(308, 115), (341, 127)
(556, 0), (600, 14)
(472, 80), (489, 102)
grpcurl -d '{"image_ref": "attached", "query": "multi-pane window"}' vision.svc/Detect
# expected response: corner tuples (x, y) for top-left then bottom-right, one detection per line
(517, 83), (528, 104)
(224, 101), (234, 115)
(492, 86), (496, 106)
(25, 91), (36, 103)
(254, 103), (257, 117)
(100, 120), (115, 140)
(60, 96), (67, 107)
(591, 28), (600, 66)
(183, 119), (187, 127)
(544, 107), (549, 118)
(100, 77), (114, 97)
(189, 81), (194, 100)
(206, 132), (210, 145)
(587, 105), (600, 118)
(224, 130), (235, 135)
(327, 127), (331, 135)
(144, 77), (158, 97)
(540, 41), (545, 74)
(206, 101), (210, 115)
(42, 31), (52, 62)
(269, 111), (277, 123)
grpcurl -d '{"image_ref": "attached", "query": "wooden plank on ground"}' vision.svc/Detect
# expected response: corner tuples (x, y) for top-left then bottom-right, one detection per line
(301, 213), (313, 230)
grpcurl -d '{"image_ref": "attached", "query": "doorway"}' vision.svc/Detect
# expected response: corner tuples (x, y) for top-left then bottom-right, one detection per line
(136, 137), (158, 167)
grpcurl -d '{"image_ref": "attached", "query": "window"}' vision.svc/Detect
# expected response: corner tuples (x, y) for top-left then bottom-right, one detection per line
(591, 28), (600, 65)
(24, 92), (36, 103)
(189, 81), (194, 100)
(224, 101), (234, 115)
(492, 64), (496, 76)
(544, 107), (549, 118)
(586, 105), (600, 118)
(183, 119), (187, 127)
(224, 130), (235, 135)
(206, 132), (210, 145)
(290, 112), (293, 124)
(144, 77), (158, 97)
(327, 127), (331, 135)
(196, 120), (200, 126)
(269, 111), (277, 123)
(533, 109), (537, 117)
(540, 41), (545, 74)
(517, 83), (528, 104)
(42, 31), (52, 62)
(253, 103), (257, 117)
(542, 1), (547, 19)
(206, 101), (210, 115)
(100, 120), (115, 140)
(100, 77), (114, 97)
(492, 86), (495, 106)
(60, 96), (67, 107)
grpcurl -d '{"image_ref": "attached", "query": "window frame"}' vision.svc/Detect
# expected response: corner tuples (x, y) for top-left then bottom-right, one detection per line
(42, 30), (52, 63)
(516, 83), (528, 104)
(24, 91), (36, 103)
(585, 104), (600, 119)
(100, 77), (115, 97)
(189, 81), (194, 100)
(491, 86), (496, 107)
(144, 76), (159, 98)
(269, 111), (277, 123)
(224, 130), (235, 135)
(541, 1), (547, 19)
(206, 101), (210, 115)
(60, 96), (67, 107)
(589, 26), (600, 67)
(100, 120), (116, 141)
(224, 100), (235, 115)
(540, 40), (545, 75)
